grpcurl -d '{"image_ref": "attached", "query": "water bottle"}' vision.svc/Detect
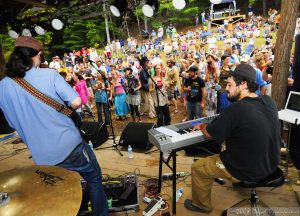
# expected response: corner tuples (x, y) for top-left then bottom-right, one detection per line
(88, 140), (93, 150)
(128, 145), (133, 158)
(176, 188), (183, 202)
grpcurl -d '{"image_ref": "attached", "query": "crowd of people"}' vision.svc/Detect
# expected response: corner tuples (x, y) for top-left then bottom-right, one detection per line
(1, 8), (300, 216)
(38, 10), (300, 129)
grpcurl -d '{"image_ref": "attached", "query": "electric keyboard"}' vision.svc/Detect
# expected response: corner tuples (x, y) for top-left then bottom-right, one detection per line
(148, 115), (218, 152)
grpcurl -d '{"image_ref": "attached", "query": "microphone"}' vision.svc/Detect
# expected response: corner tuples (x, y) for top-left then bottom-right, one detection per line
(215, 84), (221, 91)
(88, 59), (95, 64)
(162, 172), (185, 180)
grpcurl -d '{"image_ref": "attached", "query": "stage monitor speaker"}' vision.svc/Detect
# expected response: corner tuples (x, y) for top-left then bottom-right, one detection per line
(119, 122), (155, 150)
(81, 121), (109, 148)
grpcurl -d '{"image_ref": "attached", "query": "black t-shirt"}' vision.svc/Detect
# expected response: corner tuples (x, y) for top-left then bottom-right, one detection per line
(184, 77), (205, 102)
(79, 69), (93, 88)
(206, 96), (281, 181)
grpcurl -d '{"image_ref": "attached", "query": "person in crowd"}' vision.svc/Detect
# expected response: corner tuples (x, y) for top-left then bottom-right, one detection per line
(184, 65), (206, 120)
(77, 63), (95, 108)
(111, 70), (130, 120)
(49, 56), (62, 71)
(217, 54), (232, 113)
(240, 54), (267, 95)
(149, 64), (171, 127)
(64, 53), (73, 69)
(205, 59), (219, 116)
(94, 73), (111, 125)
(185, 64), (280, 213)
(0, 36), (108, 216)
(124, 67), (142, 122)
(73, 73), (94, 117)
(195, 15), (199, 26)
(275, 12), (280, 31)
(139, 56), (156, 119)
(166, 60), (178, 113)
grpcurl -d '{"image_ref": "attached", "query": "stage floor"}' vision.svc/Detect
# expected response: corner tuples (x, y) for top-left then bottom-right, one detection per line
(1, 135), (300, 216)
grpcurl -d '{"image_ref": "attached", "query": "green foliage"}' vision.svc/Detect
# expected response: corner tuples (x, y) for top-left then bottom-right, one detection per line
(249, 0), (256, 6)
(20, 7), (57, 21)
(0, 34), (15, 60)
(2, 0), (211, 57)
(86, 22), (103, 48)
(133, 0), (206, 29)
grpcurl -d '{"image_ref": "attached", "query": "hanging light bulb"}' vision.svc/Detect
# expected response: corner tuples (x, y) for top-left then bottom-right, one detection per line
(51, 18), (64, 30)
(22, 28), (32, 37)
(173, 0), (186, 10)
(110, 5), (121, 17)
(142, 4), (154, 17)
(34, 26), (45, 35)
(210, 0), (222, 4)
(8, 30), (19, 39)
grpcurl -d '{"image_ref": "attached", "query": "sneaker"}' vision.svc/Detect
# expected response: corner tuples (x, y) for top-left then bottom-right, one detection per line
(184, 199), (212, 213)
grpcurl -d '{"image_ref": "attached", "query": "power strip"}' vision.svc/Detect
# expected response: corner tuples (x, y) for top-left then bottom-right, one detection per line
(142, 196), (164, 216)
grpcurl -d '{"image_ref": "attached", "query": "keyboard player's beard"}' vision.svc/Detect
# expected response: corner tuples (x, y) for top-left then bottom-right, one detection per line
(227, 90), (241, 102)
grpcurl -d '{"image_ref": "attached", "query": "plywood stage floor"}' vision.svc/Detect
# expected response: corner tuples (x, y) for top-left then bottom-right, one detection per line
(1, 135), (300, 216)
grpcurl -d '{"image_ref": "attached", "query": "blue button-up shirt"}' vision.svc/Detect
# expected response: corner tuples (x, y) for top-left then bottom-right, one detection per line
(0, 67), (82, 165)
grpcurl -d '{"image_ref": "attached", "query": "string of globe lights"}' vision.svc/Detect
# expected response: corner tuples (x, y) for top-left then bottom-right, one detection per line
(8, 0), (222, 39)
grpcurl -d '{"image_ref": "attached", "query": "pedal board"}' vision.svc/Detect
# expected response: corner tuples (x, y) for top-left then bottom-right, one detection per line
(80, 174), (139, 213)
(102, 178), (123, 189)
(105, 174), (139, 213)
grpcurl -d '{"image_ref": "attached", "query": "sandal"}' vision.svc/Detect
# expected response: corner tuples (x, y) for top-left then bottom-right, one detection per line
(184, 199), (212, 213)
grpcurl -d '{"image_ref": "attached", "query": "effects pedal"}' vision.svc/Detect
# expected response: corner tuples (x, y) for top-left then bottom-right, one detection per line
(143, 196), (164, 216)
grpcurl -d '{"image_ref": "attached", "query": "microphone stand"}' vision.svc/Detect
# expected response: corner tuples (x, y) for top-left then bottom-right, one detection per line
(88, 60), (123, 156)
(136, 57), (165, 155)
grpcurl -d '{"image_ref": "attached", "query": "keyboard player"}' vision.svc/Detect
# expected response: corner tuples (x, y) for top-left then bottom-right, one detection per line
(184, 64), (281, 213)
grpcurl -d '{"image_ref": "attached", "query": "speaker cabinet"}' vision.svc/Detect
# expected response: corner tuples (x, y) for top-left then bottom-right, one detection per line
(81, 121), (109, 148)
(119, 122), (155, 150)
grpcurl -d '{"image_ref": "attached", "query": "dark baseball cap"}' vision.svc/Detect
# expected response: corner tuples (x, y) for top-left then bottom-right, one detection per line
(141, 56), (150, 63)
(188, 65), (199, 72)
(228, 63), (256, 82)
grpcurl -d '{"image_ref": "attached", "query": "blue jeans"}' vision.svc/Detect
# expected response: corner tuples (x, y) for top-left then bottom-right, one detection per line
(57, 141), (108, 216)
(186, 101), (202, 120)
(96, 102), (110, 125)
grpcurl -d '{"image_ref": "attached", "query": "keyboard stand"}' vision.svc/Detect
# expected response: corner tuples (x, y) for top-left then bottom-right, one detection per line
(280, 118), (298, 182)
(158, 150), (178, 215)
(144, 148), (159, 154)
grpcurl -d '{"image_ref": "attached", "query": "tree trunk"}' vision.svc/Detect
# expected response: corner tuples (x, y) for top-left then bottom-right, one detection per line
(272, 0), (300, 109)
(263, 0), (267, 16)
